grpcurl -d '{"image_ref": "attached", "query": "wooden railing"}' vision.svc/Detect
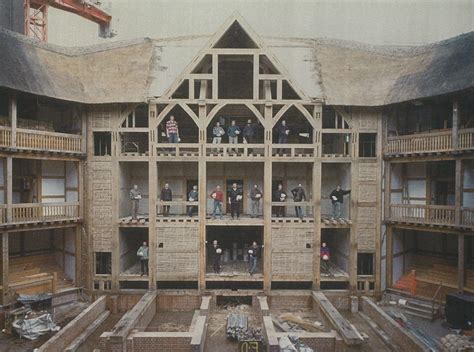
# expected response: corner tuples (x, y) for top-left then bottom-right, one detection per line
(461, 207), (474, 226)
(271, 144), (315, 158)
(157, 200), (198, 216)
(389, 204), (455, 226)
(271, 201), (314, 217)
(16, 129), (82, 153)
(205, 143), (265, 158)
(385, 130), (452, 155)
(0, 127), (82, 154)
(0, 127), (12, 147)
(156, 143), (199, 157)
(385, 128), (474, 155)
(0, 205), (6, 224)
(458, 128), (474, 150)
(7, 202), (80, 224)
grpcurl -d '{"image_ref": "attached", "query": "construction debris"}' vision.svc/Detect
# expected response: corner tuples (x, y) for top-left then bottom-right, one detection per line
(12, 312), (60, 340)
(441, 334), (474, 352)
(279, 335), (314, 352)
(276, 313), (324, 332)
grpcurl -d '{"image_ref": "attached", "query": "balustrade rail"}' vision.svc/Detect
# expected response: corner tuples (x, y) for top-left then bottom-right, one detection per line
(461, 207), (474, 227)
(157, 200), (199, 216)
(0, 127), (82, 153)
(156, 143), (200, 157)
(0, 127), (12, 147)
(271, 144), (315, 158)
(385, 128), (474, 155)
(385, 130), (452, 155)
(5, 202), (80, 224)
(389, 204), (455, 226)
(458, 128), (474, 150)
(205, 143), (265, 158)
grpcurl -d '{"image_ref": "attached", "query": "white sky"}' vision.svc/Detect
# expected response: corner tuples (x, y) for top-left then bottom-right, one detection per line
(48, 0), (474, 47)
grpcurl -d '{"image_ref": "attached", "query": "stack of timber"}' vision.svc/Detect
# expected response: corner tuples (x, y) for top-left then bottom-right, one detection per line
(119, 216), (148, 225)
(9, 253), (74, 295)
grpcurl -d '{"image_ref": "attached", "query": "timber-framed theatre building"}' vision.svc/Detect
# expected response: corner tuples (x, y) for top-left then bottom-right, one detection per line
(0, 14), (473, 304)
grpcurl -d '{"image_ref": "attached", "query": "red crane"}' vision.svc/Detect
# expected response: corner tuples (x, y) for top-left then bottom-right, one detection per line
(24, 0), (113, 42)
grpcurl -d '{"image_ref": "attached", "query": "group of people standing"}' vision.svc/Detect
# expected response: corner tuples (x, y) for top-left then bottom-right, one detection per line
(131, 183), (350, 220)
(163, 115), (294, 149)
(209, 183), (263, 220)
(208, 239), (263, 276)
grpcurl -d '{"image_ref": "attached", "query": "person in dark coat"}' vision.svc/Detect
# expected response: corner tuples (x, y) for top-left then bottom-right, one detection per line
(329, 185), (351, 219)
(161, 183), (173, 216)
(273, 184), (287, 217)
(291, 183), (307, 219)
(248, 241), (264, 275)
(228, 183), (243, 220)
(243, 119), (257, 144)
(276, 120), (290, 154)
(209, 240), (222, 274)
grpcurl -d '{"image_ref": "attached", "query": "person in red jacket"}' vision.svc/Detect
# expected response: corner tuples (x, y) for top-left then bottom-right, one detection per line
(210, 185), (224, 220)
(320, 242), (330, 272)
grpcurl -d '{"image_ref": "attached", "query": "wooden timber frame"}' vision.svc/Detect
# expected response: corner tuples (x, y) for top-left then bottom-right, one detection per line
(383, 100), (474, 297)
(84, 15), (384, 296)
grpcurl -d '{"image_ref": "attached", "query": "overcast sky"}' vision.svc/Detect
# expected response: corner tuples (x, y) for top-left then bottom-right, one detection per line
(48, 0), (473, 47)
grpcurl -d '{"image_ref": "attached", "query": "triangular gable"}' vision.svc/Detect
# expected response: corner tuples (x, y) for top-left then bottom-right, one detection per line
(160, 13), (310, 101)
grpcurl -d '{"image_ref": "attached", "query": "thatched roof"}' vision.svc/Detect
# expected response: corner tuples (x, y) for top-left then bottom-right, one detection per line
(0, 27), (473, 106)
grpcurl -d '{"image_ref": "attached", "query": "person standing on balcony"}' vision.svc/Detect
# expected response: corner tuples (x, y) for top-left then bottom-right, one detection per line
(320, 242), (330, 272)
(228, 183), (243, 220)
(161, 183), (173, 217)
(248, 241), (264, 276)
(329, 185), (351, 219)
(273, 184), (287, 217)
(166, 115), (179, 143)
(227, 120), (241, 153)
(209, 240), (222, 274)
(291, 183), (307, 220)
(210, 185), (224, 220)
(243, 119), (257, 143)
(250, 184), (263, 218)
(187, 185), (198, 217)
(243, 119), (257, 154)
(137, 241), (149, 276)
(212, 122), (225, 153)
(276, 120), (290, 154)
(129, 184), (141, 220)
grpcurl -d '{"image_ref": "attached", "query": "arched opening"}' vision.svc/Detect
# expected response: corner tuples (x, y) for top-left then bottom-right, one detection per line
(206, 104), (264, 144)
(157, 105), (199, 143)
(272, 106), (313, 144)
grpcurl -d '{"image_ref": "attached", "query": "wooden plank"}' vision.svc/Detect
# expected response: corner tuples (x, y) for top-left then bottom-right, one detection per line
(65, 310), (110, 352)
(312, 291), (363, 345)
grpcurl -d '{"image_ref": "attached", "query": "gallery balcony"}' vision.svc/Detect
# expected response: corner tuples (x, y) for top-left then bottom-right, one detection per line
(384, 128), (474, 157)
(0, 202), (81, 228)
(387, 203), (474, 229)
(0, 127), (83, 156)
